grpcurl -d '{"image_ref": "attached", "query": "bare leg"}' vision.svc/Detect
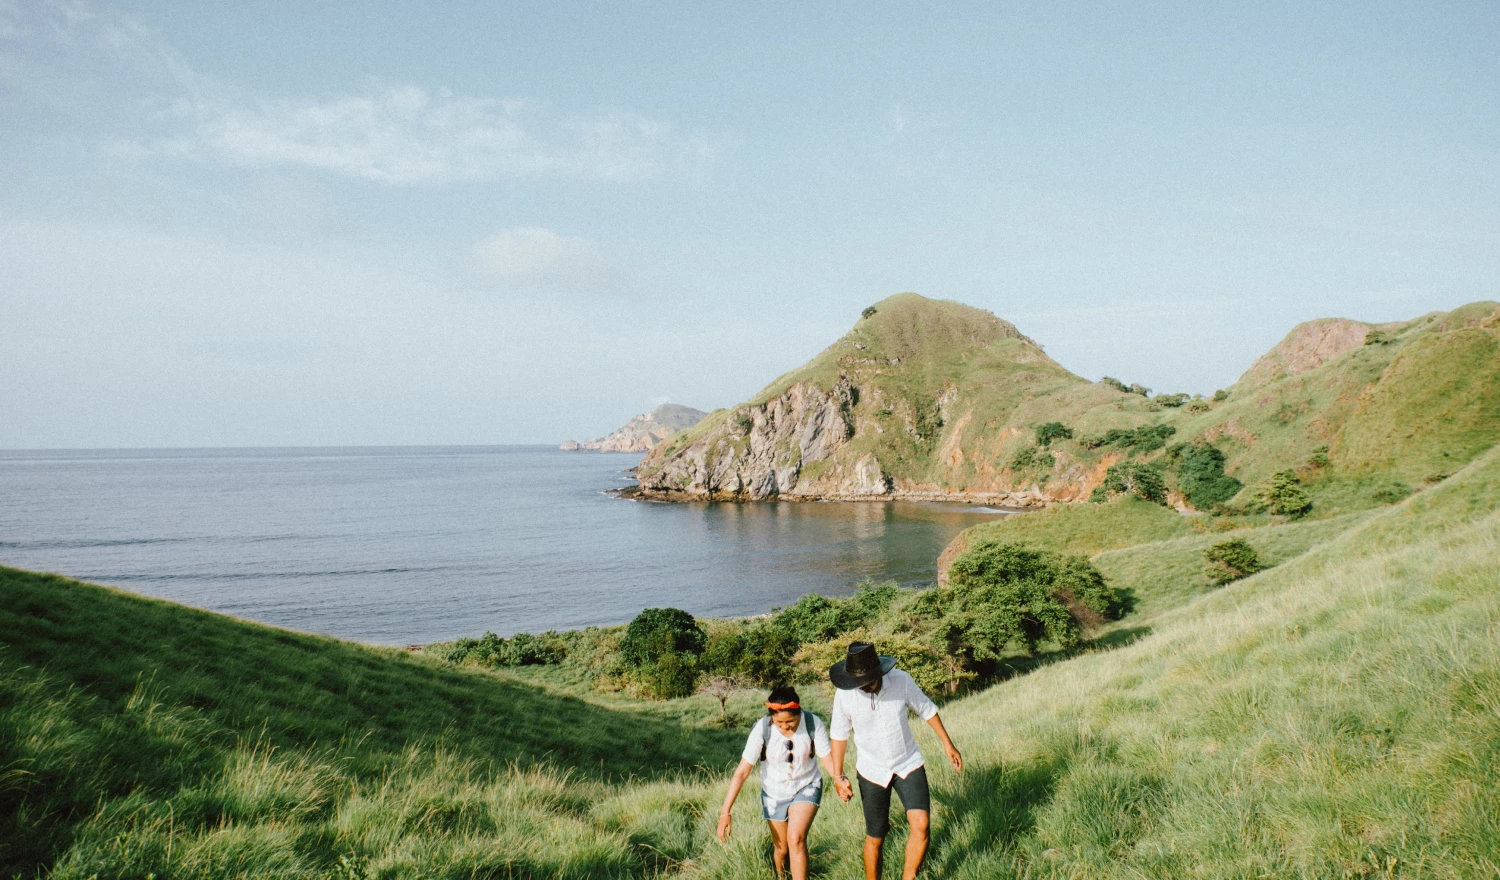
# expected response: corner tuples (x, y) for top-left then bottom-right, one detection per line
(864, 835), (883, 880)
(901, 810), (930, 880)
(785, 802), (818, 880)
(767, 819), (789, 880)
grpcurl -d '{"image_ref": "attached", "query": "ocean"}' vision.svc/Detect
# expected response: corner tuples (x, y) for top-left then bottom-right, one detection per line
(0, 446), (1012, 645)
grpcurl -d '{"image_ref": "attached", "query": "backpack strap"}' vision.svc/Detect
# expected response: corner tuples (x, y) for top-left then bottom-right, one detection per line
(761, 712), (818, 763)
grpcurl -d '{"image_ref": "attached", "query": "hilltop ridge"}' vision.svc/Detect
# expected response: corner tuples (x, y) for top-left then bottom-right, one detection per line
(634, 294), (1500, 514)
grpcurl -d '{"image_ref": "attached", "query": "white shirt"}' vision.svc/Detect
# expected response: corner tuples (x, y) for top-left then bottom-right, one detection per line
(741, 712), (832, 800)
(830, 669), (939, 787)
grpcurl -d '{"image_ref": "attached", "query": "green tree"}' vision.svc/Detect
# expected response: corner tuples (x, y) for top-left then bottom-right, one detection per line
(1035, 422), (1073, 446)
(739, 621), (798, 686)
(1094, 463), (1168, 504)
(1205, 539), (1263, 584)
(1171, 444), (1243, 510)
(942, 542), (1122, 657)
(620, 608), (706, 667)
(1255, 470), (1313, 517)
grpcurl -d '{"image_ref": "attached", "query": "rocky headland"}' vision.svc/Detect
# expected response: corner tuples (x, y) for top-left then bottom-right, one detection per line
(561, 403), (709, 453)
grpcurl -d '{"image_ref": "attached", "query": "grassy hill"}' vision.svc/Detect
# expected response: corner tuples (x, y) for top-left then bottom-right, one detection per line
(0, 571), (742, 878)
(6, 443), (1500, 876)
(638, 294), (1500, 518)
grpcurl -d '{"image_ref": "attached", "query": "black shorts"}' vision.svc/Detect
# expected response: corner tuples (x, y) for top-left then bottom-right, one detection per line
(857, 766), (931, 839)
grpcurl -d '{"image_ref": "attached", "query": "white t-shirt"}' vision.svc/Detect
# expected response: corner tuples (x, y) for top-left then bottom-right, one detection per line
(741, 712), (832, 800)
(830, 668), (939, 787)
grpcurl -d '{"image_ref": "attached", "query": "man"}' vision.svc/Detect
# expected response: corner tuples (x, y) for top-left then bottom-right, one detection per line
(829, 641), (962, 880)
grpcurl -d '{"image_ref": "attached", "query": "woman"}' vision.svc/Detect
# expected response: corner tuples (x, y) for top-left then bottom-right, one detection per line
(717, 686), (837, 880)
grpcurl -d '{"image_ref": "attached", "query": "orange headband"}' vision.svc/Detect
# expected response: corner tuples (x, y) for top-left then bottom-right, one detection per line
(765, 700), (800, 711)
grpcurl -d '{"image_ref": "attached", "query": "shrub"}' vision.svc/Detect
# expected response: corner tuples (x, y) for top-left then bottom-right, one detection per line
(1213, 389), (1229, 402)
(739, 621), (798, 687)
(1205, 539), (1263, 584)
(774, 594), (853, 644)
(940, 542), (1122, 657)
(620, 608), (706, 667)
(1035, 422), (1073, 446)
(698, 624), (747, 677)
(1082, 424), (1177, 454)
(862, 306), (878, 319)
(619, 609), (707, 699)
(1254, 470), (1312, 517)
(443, 631), (562, 668)
(1011, 446), (1036, 469)
(1096, 463), (1168, 504)
(733, 412), (754, 435)
(1152, 393), (1190, 408)
(1307, 445), (1331, 468)
(1101, 377), (1150, 396)
(635, 650), (698, 699)
(1185, 399), (1210, 413)
(1171, 444), (1243, 510)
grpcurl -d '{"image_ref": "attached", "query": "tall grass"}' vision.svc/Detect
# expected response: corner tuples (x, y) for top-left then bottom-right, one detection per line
(5, 448), (1500, 877)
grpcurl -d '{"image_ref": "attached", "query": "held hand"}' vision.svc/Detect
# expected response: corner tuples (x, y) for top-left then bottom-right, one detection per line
(835, 776), (854, 802)
(716, 812), (732, 842)
(945, 743), (964, 773)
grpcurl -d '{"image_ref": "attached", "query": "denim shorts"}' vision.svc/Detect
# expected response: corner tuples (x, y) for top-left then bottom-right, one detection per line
(761, 778), (823, 821)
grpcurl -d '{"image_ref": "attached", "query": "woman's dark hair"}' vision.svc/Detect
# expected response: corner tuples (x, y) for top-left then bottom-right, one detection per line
(765, 685), (800, 714)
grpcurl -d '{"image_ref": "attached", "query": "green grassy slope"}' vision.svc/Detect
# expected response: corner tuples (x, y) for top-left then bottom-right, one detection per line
(695, 445), (1500, 879)
(0, 572), (741, 877)
(646, 296), (1500, 515)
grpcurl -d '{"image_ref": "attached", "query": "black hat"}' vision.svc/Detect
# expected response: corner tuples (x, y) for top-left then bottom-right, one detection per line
(829, 641), (896, 690)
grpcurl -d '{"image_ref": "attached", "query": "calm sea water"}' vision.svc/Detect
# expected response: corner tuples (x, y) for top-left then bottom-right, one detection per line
(0, 446), (1011, 645)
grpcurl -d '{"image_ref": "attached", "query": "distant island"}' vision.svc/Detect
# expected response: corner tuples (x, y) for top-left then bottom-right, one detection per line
(560, 403), (710, 453)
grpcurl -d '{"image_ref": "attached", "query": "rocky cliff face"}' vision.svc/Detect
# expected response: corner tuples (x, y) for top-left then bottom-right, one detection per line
(563, 403), (709, 453)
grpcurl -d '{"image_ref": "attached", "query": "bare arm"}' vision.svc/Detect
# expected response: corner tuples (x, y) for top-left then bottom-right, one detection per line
(925, 714), (963, 773)
(829, 738), (853, 801)
(716, 761), (755, 841)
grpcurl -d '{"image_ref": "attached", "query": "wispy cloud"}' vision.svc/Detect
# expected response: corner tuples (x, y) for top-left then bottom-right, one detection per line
(10, 2), (713, 184)
(470, 227), (616, 289)
(133, 86), (715, 184)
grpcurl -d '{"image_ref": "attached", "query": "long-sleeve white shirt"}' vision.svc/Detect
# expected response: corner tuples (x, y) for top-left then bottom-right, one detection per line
(830, 668), (939, 787)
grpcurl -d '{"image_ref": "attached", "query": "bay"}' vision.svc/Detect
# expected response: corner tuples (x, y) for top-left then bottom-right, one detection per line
(0, 446), (1011, 645)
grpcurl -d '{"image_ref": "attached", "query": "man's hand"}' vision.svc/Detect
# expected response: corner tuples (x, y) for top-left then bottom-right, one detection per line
(716, 812), (732, 842)
(944, 742), (963, 773)
(835, 775), (854, 802)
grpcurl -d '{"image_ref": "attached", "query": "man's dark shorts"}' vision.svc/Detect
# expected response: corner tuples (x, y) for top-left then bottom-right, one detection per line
(857, 766), (931, 838)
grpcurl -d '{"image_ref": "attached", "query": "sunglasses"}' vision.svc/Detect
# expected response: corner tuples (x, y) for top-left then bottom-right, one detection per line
(784, 739), (795, 763)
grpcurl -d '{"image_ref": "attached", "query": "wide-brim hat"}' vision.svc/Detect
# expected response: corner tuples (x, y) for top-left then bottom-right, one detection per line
(829, 640), (896, 690)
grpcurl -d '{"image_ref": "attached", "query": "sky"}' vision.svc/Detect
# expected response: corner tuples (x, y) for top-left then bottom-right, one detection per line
(2, 1), (1497, 448)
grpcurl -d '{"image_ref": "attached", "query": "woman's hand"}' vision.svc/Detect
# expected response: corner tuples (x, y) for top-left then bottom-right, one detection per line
(716, 812), (733, 842)
(835, 775), (854, 802)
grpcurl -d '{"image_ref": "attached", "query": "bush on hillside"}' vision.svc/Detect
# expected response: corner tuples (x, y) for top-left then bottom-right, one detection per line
(1213, 389), (1229, 401)
(1150, 392), (1190, 409)
(862, 306), (878, 319)
(738, 621), (799, 687)
(1102, 377), (1150, 396)
(1204, 538), (1263, 584)
(1080, 424), (1177, 454)
(620, 608), (707, 698)
(1092, 463), (1168, 505)
(1035, 422), (1073, 446)
(937, 542), (1122, 657)
(1011, 447), (1055, 470)
(620, 608), (706, 666)
(1254, 470), (1313, 517)
(1169, 443), (1243, 510)
(444, 631), (564, 668)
